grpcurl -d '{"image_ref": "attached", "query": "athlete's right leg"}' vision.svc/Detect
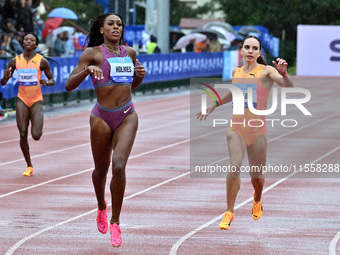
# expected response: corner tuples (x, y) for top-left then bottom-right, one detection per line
(219, 129), (247, 229)
(16, 98), (32, 168)
(90, 115), (112, 211)
(226, 129), (247, 213)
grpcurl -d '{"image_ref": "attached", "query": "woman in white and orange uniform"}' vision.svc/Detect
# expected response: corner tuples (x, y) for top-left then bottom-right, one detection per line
(1, 33), (55, 176)
(197, 35), (294, 230)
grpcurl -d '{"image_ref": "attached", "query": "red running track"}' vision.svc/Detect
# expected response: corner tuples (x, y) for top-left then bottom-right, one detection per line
(0, 78), (339, 255)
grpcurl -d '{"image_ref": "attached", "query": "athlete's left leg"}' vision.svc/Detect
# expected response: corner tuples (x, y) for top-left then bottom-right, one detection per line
(247, 134), (267, 201)
(247, 135), (267, 220)
(29, 101), (44, 140)
(110, 111), (138, 224)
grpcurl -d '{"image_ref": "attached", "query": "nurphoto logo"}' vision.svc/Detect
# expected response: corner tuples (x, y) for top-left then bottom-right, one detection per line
(198, 82), (312, 128)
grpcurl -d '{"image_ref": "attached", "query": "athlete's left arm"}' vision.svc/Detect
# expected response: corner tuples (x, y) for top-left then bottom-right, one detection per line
(126, 47), (146, 90)
(267, 58), (294, 88)
(40, 58), (56, 87)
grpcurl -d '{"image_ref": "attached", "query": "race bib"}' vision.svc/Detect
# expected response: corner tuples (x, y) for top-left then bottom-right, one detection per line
(108, 57), (134, 83)
(18, 69), (38, 86)
(233, 83), (257, 108)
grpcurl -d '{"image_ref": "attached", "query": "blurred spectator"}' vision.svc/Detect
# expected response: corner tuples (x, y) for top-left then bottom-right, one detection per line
(62, 31), (75, 57)
(3, 0), (17, 23)
(140, 32), (150, 54)
(195, 38), (210, 53)
(169, 33), (181, 53)
(54, 33), (65, 56)
(9, 32), (24, 55)
(147, 35), (161, 54)
(32, 8), (44, 42)
(0, 32), (9, 57)
(5, 18), (17, 34)
(185, 39), (195, 52)
(16, 0), (34, 34)
(208, 38), (221, 52)
(1, 6), (8, 32)
(230, 39), (242, 51)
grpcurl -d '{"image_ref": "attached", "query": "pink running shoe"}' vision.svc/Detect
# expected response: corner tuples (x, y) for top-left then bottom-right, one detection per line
(96, 201), (108, 234)
(110, 223), (122, 247)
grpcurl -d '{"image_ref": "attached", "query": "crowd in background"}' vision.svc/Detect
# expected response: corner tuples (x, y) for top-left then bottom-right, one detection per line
(51, 31), (75, 57)
(142, 33), (228, 55)
(1, 0), (239, 58)
(0, 0), (44, 57)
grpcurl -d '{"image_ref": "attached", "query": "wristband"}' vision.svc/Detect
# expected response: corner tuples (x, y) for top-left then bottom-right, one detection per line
(215, 101), (221, 107)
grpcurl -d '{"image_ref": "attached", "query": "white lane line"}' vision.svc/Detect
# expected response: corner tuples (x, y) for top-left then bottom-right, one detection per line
(4, 112), (340, 253)
(4, 171), (190, 255)
(0, 104), (187, 144)
(0, 143), (89, 167)
(170, 144), (340, 255)
(268, 111), (340, 143)
(1, 110), (339, 197)
(0, 118), (190, 167)
(329, 231), (340, 255)
(0, 128), (220, 199)
(3, 117), (339, 253)
(0, 124), (88, 145)
(0, 168), (92, 198)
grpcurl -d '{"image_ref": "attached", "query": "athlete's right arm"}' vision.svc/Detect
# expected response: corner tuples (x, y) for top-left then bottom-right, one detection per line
(65, 47), (103, 92)
(1, 58), (16, 86)
(196, 68), (236, 120)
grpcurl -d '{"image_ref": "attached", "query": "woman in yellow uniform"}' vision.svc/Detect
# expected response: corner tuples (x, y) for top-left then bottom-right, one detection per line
(1, 33), (55, 176)
(197, 35), (294, 229)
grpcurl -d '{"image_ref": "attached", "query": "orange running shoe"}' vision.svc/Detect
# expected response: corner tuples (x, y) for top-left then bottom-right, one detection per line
(219, 211), (234, 230)
(22, 167), (33, 176)
(252, 191), (263, 220)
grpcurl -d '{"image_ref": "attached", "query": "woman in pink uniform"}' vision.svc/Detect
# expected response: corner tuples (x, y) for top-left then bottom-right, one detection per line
(1, 33), (55, 176)
(197, 35), (294, 230)
(65, 13), (145, 248)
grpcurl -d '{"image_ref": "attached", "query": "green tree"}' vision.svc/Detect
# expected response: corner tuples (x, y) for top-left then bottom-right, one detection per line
(212, 0), (340, 65)
(135, 0), (212, 26)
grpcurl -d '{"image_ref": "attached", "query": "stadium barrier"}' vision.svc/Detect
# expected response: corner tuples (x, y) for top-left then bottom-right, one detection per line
(0, 52), (224, 109)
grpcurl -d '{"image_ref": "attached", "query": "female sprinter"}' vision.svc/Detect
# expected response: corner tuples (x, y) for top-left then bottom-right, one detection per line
(1, 33), (55, 176)
(196, 35), (294, 230)
(65, 13), (145, 247)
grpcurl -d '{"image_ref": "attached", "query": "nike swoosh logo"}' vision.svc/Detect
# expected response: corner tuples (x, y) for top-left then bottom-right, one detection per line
(124, 107), (131, 114)
(99, 225), (106, 232)
(112, 238), (122, 244)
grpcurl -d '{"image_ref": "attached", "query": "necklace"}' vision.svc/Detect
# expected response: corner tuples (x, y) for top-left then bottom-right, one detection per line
(103, 43), (121, 56)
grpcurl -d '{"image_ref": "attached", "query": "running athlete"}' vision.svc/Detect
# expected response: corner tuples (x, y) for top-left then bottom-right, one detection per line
(196, 35), (294, 230)
(1, 33), (55, 176)
(65, 13), (145, 248)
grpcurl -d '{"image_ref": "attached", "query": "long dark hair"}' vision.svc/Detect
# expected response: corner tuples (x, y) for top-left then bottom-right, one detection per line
(240, 35), (267, 65)
(84, 13), (125, 48)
